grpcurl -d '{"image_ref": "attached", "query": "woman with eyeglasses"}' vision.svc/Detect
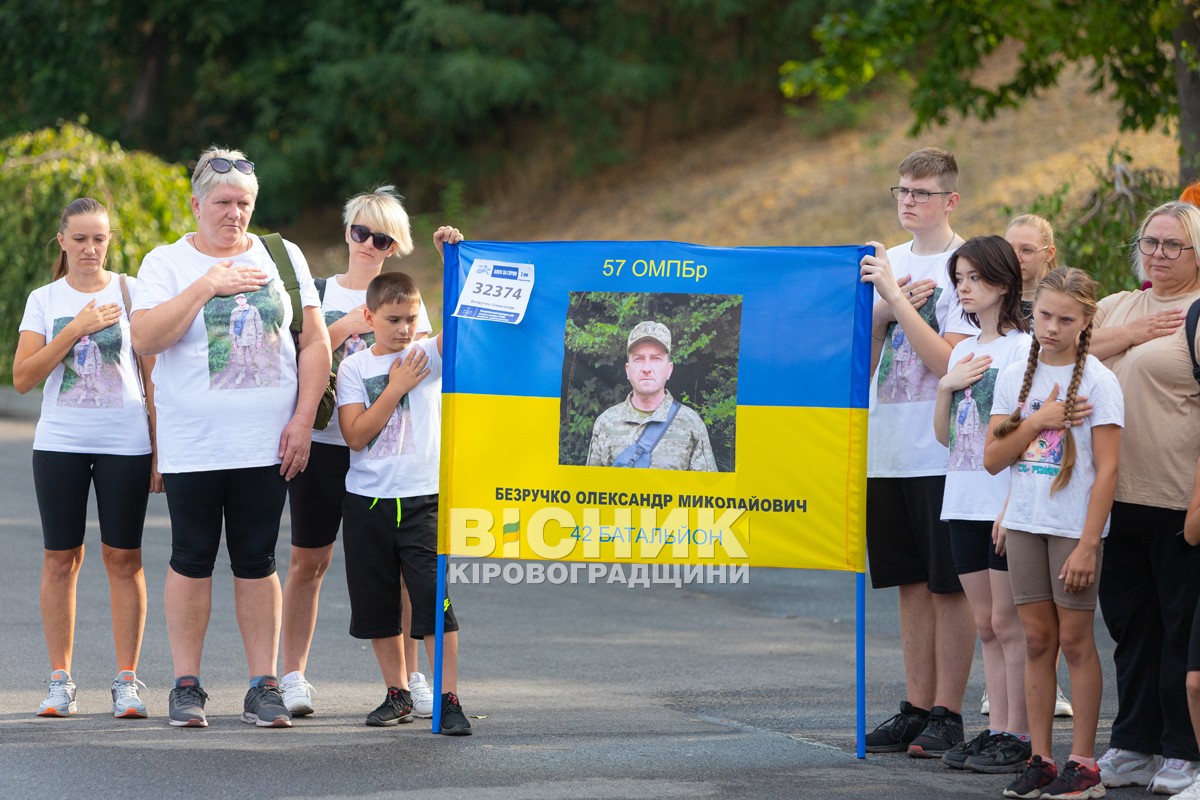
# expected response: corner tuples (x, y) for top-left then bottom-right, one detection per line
(129, 146), (332, 729)
(1004, 215), (1058, 320)
(278, 186), (458, 722)
(1082, 201), (1200, 793)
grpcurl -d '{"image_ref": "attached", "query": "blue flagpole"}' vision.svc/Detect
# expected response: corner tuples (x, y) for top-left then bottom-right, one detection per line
(432, 553), (447, 734)
(857, 571), (866, 758)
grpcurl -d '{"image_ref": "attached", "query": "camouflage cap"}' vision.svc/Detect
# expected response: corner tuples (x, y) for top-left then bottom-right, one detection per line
(627, 321), (671, 354)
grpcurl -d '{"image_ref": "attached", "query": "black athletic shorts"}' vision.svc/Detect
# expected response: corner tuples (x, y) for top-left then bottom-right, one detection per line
(32, 450), (151, 551)
(287, 442), (349, 549)
(866, 476), (962, 593)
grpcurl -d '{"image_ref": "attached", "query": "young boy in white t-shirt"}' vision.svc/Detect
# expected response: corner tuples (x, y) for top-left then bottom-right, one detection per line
(336, 268), (471, 736)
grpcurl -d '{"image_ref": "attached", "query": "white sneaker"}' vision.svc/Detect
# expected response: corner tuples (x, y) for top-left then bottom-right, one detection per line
(280, 674), (316, 717)
(409, 672), (434, 719)
(980, 690), (989, 715)
(1099, 747), (1161, 787)
(1176, 775), (1200, 800)
(37, 669), (77, 717)
(111, 670), (148, 718)
(1054, 684), (1073, 718)
(1152, 759), (1200, 795)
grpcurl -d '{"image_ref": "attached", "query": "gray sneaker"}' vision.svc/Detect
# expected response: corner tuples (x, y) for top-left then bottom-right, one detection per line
(168, 676), (209, 728)
(242, 677), (292, 728)
(111, 670), (148, 718)
(37, 669), (77, 717)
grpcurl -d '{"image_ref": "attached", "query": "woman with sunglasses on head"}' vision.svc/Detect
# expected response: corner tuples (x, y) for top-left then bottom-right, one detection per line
(279, 186), (456, 721)
(129, 146), (331, 729)
(1082, 201), (1200, 794)
(14, 198), (161, 719)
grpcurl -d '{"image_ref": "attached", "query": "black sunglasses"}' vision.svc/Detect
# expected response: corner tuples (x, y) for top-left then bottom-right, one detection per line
(349, 224), (395, 251)
(201, 157), (256, 176)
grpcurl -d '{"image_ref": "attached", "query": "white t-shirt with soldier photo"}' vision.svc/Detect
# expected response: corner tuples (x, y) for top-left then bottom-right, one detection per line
(132, 235), (320, 473)
(991, 355), (1124, 539)
(868, 243), (978, 477)
(312, 275), (433, 447)
(940, 329), (1032, 521)
(19, 275), (152, 455)
(337, 337), (442, 499)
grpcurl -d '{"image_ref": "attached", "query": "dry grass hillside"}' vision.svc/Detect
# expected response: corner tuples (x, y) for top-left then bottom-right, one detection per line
(286, 58), (1179, 318)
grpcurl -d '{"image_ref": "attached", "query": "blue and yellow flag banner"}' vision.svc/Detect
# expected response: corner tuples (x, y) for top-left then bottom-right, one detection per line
(440, 241), (873, 571)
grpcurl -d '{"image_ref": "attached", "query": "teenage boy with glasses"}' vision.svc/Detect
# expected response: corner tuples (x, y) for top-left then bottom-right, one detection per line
(858, 147), (979, 758)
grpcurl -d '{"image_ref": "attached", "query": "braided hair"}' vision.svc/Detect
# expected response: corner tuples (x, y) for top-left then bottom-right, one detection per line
(991, 267), (1098, 493)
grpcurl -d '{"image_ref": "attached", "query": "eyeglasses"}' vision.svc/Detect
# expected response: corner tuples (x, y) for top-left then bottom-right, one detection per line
(200, 157), (255, 176)
(349, 224), (395, 251)
(1014, 245), (1049, 260)
(1136, 237), (1195, 259)
(890, 186), (954, 203)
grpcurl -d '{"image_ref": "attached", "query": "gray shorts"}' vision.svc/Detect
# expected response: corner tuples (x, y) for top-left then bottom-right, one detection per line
(1005, 529), (1104, 611)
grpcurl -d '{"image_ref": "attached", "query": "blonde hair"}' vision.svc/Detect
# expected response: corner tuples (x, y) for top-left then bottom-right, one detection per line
(1006, 213), (1059, 271)
(54, 198), (110, 281)
(191, 145), (258, 202)
(342, 185), (414, 257)
(1131, 201), (1200, 283)
(992, 267), (1098, 494)
(898, 147), (958, 192)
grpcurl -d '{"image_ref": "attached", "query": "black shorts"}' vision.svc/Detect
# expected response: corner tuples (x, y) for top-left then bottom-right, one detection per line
(866, 476), (962, 593)
(342, 492), (459, 640)
(286, 442), (349, 548)
(948, 519), (1009, 575)
(162, 466), (288, 579)
(32, 450), (151, 551)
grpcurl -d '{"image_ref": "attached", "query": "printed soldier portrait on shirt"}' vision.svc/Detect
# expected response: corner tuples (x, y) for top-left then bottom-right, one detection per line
(201, 284), (285, 390)
(558, 291), (742, 472)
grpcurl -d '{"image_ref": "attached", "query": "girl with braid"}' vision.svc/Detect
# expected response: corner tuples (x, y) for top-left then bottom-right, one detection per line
(984, 267), (1124, 800)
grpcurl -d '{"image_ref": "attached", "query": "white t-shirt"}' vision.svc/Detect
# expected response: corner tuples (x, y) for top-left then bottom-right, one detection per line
(338, 337), (442, 498)
(867, 242), (978, 477)
(132, 235), (320, 473)
(991, 354), (1124, 539)
(312, 274), (433, 447)
(939, 329), (1032, 521)
(19, 275), (151, 455)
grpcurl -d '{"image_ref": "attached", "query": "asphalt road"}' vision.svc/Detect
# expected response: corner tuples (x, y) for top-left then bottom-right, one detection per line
(0, 415), (1144, 799)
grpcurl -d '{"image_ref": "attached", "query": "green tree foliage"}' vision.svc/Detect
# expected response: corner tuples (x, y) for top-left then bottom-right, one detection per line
(559, 292), (742, 471)
(780, 1), (1200, 183)
(0, 123), (193, 382)
(1005, 150), (1180, 297)
(0, 1), (843, 221)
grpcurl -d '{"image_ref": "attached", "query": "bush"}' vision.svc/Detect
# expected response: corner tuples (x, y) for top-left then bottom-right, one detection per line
(1005, 148), (1180, 297)
(0, 123), (193, 383)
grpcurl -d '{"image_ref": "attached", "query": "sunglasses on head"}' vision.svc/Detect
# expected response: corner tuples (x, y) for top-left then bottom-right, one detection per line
(201, 157), (256, 176)
(349, 224), (395, 251)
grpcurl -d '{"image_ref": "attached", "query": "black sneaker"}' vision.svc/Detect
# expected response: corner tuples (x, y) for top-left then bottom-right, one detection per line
(168, 676), (209, 728)
(1004, 755), (1058, 799)
(907, 705), (964, 758)
(1040, 760), (1104, 800)
(242, 677), (293, 728)
(942, 729), (995, 770)
(366, 687), (414, 727)
(965, 732), (1033, 774)
(864, 701), (928, 753)
(439, 691), (472, 736)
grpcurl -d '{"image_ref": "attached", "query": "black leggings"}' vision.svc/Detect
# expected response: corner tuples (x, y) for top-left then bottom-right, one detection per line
(162, 466), (287, 579)
(32, 450), (151, 551)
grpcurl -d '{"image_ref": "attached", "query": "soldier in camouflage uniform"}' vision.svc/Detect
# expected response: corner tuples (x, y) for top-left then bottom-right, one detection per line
(586, 321), (717, 471)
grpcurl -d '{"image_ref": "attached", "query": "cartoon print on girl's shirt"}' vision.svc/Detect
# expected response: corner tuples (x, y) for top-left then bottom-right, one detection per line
(362, 373), (416, 460)
(53, 317), (124, 408)
(1016, 397), (1064, 477)
(877, 287), (943, 404)
(948, 367), (997, 471)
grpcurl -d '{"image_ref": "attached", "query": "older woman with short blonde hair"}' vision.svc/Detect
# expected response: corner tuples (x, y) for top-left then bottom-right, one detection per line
(130, 145), (331, 729)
